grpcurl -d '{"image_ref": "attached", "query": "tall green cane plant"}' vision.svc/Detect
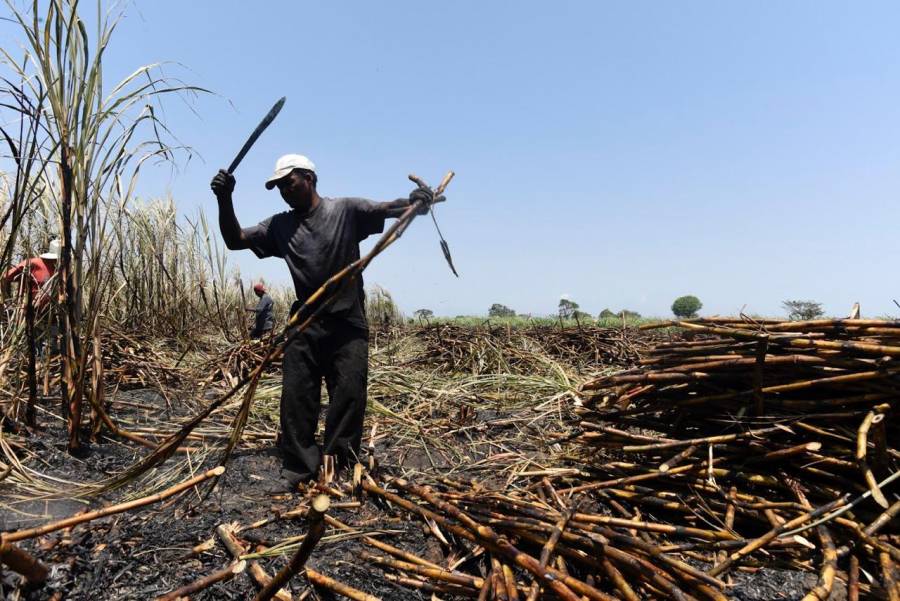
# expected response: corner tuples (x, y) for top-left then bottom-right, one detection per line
(1, 0), (207, 452)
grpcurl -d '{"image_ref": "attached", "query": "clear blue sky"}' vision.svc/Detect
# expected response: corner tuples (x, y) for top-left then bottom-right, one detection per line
(8, 1), (900, 318)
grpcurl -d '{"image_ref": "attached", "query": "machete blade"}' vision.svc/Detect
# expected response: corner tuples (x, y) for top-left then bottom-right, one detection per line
(227, 96), (286, 174)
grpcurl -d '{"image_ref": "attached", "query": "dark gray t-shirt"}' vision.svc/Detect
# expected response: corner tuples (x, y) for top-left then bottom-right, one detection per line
(244, 197), (386, 329)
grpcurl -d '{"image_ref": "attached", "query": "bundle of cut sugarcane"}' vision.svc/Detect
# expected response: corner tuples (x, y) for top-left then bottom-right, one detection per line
(566, 317), (899, 599)
(362, 474), (749, 600)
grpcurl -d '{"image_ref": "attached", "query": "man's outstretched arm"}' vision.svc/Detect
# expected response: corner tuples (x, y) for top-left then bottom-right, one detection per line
(211, 170), (251, 250)
(378, 188), (445, 219)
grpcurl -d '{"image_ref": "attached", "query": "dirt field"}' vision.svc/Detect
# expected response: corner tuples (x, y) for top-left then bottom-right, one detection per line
(0, 325), (875, 599)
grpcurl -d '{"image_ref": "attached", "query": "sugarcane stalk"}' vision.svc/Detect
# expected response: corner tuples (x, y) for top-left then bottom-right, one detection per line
(856, 404), (890, 508)
(600, 556), (638, 601)
(362, 550), (482, 589)
(382, 573), (479, 598)
(525, 498), (579, 601)
(155, 560), (246, 601)
(708, 496), (846, 577)
(306, 567), (381, 601)
(800, 526), (836, 601)
(216, 524), (291, 601)
(502, 562), (520, 601)
(659, 444), (699, 473)
(476, 568), (492, 601)
(3, 466), (225, 542)
(0, 537), (48, 585)
(364, 479), (608, 601)
(848, 554), (860, 601)
(880, 551), (900, 601)
(491, 556), (509, 601)
(23, 275), (38, 427)
(254, 494), (330, 601)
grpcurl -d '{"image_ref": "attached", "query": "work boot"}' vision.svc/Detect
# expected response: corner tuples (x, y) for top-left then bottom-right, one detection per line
(260, 469), (307, 495)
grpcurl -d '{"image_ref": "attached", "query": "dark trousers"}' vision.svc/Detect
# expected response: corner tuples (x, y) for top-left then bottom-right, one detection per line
(280, 312), (369, 481)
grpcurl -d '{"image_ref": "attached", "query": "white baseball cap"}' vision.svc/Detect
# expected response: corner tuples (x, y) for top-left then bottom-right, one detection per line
(40, 239), (60, 260)
(264, 154), (316, 190)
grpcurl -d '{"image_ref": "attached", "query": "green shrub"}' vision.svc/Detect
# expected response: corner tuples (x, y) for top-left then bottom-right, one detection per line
(671, 295), (702, 318)
(488, 303), (516, 318)
(782, 300), (824, 321)
(413, 308), (434, 321)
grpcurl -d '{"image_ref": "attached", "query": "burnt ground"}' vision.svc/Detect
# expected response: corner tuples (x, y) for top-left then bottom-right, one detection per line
(2, 406), (840, 601)
(2, 408), (442, 601)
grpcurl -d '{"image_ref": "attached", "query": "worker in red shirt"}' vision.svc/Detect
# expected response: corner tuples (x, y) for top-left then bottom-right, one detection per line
(4, 240), (61, 359)
(3, 239), (60, 309)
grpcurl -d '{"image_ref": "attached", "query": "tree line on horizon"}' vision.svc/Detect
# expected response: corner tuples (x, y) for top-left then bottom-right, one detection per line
(409, 296), (832, 323)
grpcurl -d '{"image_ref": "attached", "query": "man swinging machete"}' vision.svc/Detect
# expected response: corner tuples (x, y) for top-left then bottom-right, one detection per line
(211, 145), (443, 491)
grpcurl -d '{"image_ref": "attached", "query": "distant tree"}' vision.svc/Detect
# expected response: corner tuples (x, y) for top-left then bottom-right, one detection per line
(782, 300), (824, 321)
(413, 308), (434, 322)
(672, 295), (702, 318)
(558, 298), (579, 320)
(619, 309), (642, 320)
(488, 303), (516, 318)
(599, 308), (616, 319)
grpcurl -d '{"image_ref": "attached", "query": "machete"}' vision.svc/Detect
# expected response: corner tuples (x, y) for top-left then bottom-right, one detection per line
(227, 96), (286, 174)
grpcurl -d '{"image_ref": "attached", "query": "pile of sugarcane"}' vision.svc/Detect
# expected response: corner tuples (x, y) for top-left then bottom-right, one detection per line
(531, 325), (662, 369)
(564, 317), (898, 599)
(101, 328), (188, 391)
(410, 324), (657, 375)
(362, 475), (740, 600)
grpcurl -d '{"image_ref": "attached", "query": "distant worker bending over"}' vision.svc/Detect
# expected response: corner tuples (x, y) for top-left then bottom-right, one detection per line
(211, 154), (440, 490)
(3, 239), (59, 311)
(3, 239), (60, 358)
(248, 282), (275, 339)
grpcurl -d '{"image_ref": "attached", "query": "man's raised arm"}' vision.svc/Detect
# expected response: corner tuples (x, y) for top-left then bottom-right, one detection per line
(211, 169), (250, 250)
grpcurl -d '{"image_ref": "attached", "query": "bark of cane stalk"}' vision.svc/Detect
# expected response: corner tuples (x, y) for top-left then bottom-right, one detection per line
(881, 551), (900, 601)
(848, 555), (859, 601)
(0, 538), (48, 585)
(254, 494), (330, 601)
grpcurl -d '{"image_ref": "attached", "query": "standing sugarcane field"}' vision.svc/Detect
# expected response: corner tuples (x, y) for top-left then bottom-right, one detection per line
(1, 2), (899, 600)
